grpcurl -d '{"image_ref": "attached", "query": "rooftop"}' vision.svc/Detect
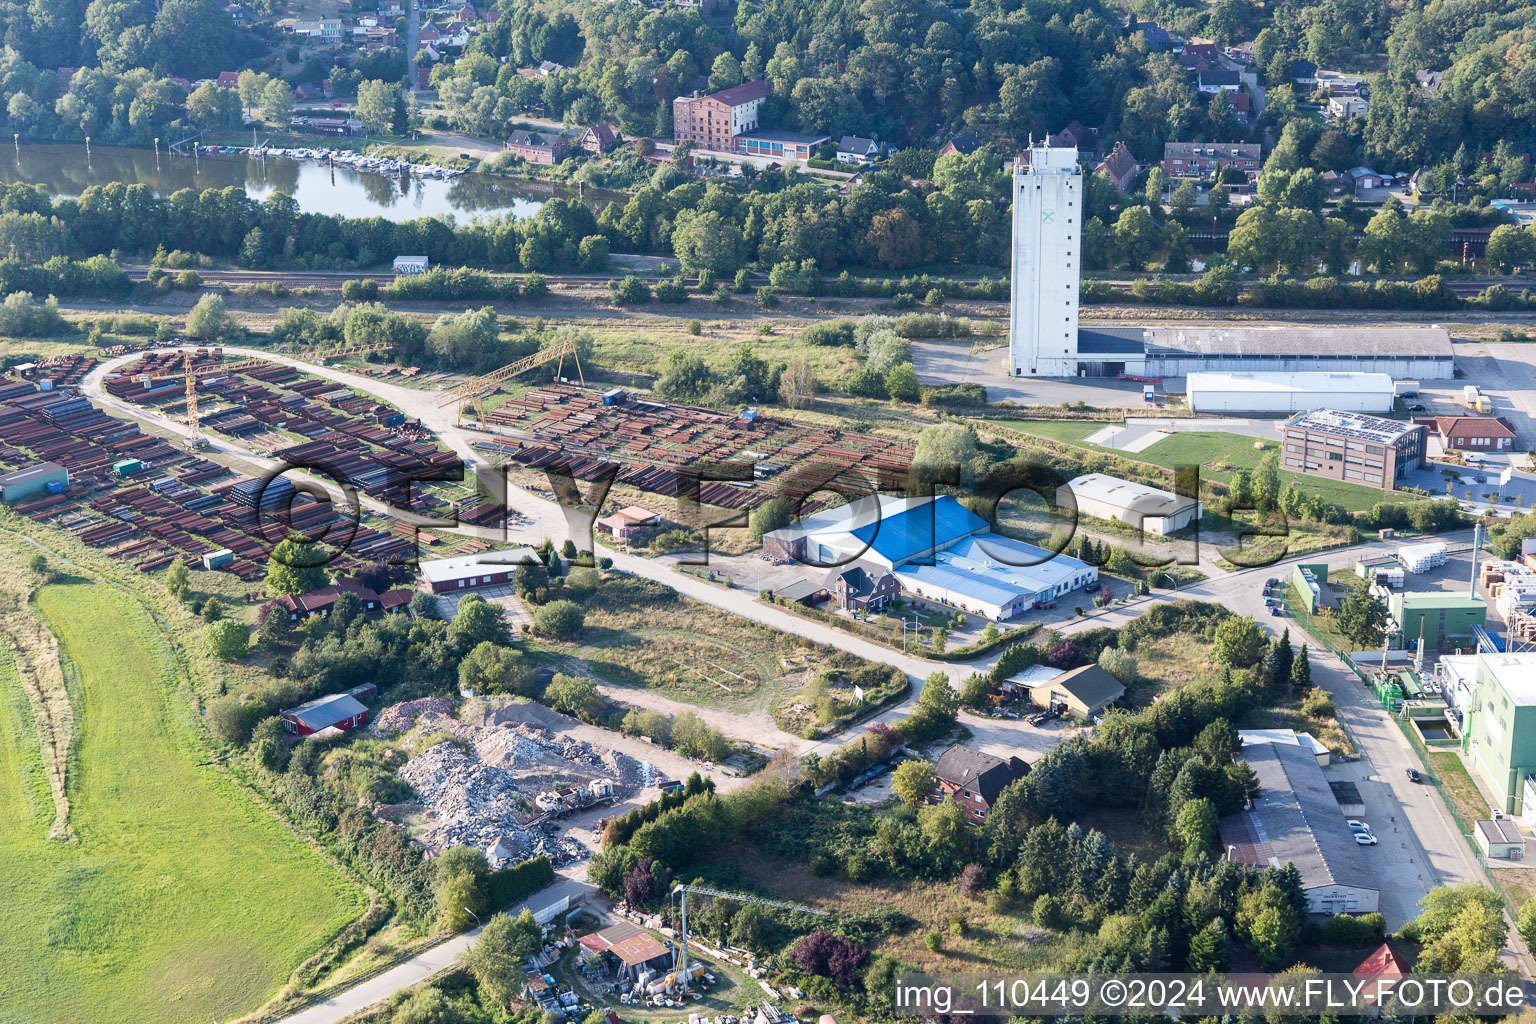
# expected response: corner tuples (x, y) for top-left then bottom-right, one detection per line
(1477, 818), (1524, 845)
(1479, 653), (1536, 706)
(738, 128), (832, 144)
(1187, 371), (1395, 394)
(705, 79), (770, 106)
(282, 692), (368, 731)
(1064, 472), (1198, 517)
(1284, 409), (1422, 445)
(1142, 325), (1453, 359)
(418, 548), (542, 584)
(933, 744), (1027, 804)
(1218, 741), (1376, 892)
(0, 461), (66, 486)
(1049, 663), (1126, 709)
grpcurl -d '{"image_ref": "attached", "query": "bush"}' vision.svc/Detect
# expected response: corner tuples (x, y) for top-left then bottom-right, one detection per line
(207, 693), (263, 743)
(755, 286), (778, 308)
(610, 275), (652, 305)
(885, 363), (921, 402)
(799, 319), (857, 346)
(341, 278), (379, 301)
(925, 288), (945, 306)
(522, 272), (549, 299)
(205, 619), (250, 660)
(531, 599), (585, 639)
(653, 276), (688, 303)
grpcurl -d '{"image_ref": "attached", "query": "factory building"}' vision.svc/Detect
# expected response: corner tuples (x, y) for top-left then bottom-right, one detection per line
(1058, 472), (1202, 535)
(0, 461), (68, 503)
(1070, 325), (1454, 379)
(1281, 409), (1426, 490)
(1186, 371), (1397, 415)
(1465, 653), (1536, 815)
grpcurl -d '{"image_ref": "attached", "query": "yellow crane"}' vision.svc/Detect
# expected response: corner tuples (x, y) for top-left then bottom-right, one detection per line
(437, 338), (584, 424)
(183, 355), (209, 450)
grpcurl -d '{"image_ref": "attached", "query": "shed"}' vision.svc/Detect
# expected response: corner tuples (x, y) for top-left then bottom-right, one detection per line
(280, 692), (369, 735)
(0, 461), (68, 503)
(113, 458), (143, 477)
(393, 255), (430, 275)
(1033, 663), (1125, 719)
(201, 548), (234, 570)
(1474, 818), (1524, 860)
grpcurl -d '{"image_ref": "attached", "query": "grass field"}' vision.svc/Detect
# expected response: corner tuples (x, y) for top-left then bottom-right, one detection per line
(992, 422), (1411, 513)
(0, 579), (363, 1024)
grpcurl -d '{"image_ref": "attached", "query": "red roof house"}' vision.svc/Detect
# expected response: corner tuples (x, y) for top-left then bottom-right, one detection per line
(1414, 415), (1520, 452)
(1352, 943), (1407, 1004)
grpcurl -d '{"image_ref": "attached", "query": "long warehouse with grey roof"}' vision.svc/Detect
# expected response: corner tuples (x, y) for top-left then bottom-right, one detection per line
(1070, 325), (1453, 380)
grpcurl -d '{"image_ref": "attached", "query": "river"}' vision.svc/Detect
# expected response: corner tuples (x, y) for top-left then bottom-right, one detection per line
(0, 141), (610, 223)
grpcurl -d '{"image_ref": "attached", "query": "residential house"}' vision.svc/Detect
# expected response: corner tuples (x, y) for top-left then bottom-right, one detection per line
(672, 79), (769, 153)
(1181, 38), (1220, 63)
(939, 131), (980, 157)
(273, 577), (411, 621)
(1414, 415), (1519, 452)
(1321, 170), (1350, 195)
(453, 3), (477, 20)
(380, 0), (403, 12)
(595, 505), (660, 540)
(1415, 70), (1445, 95)
(418, 26), (439, 44)
(281, 692), (370, 735)
(1316, 70), (1368, 96)
(216, 71), (241, 89)
(536, 60), (563, 76)
(933, 745), (1030, 823)
(1048, 120), (1097, 152)
(674, 0), (717, 14)
(836, 135), (878, 164)
(582, 123), (621, 154)
(826, 560), (900, 614)
(1328, 95), (1368, 120)
(1029, 663), (1125, 719)
(361, 27), (398, 48)
(437, 22), (470, 46)
(1285, 58), (1319, 85)
(1095, 140), (1138, 192)
(1224, 90), (1252, 123)
(1197, 67), (1241, 93)
(504, 128), (569, 165)
(1121, 14), (1175, 52)
(1161, 141), (1261, 178)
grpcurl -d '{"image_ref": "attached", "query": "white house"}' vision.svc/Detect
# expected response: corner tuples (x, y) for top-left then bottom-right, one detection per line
(836, 136), (877, 164)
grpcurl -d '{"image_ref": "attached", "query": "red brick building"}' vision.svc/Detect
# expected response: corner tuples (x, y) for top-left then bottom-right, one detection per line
(504, 129), (569, 165)
(672, 80), (769, 153)
(1161, 140), (1261, 178)
(1415, 415), (1519, 452)
(933, 745), (1030, 823)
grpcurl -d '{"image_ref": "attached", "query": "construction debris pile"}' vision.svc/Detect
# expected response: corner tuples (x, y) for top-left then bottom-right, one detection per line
(396, 705), (649, 868)
(373, 696), (457, 735)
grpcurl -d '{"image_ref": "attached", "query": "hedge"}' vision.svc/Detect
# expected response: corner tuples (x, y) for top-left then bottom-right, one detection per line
(487, 854), (555, 910)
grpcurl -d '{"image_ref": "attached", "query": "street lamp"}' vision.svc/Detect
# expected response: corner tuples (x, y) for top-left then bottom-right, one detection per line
(464, 906), (481, 927)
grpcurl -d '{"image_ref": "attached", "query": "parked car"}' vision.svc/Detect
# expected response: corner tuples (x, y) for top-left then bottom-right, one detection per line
(1265, 578), (1279, 586)
(1355, 833), (1378, 846)
(1405, 767), (1421, 783)
(1348, 819), (1372, 833)
(1269, 606), (1284, 616)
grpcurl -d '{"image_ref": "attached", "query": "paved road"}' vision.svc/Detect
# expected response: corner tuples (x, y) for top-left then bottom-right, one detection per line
(276, 874), (592, 1024)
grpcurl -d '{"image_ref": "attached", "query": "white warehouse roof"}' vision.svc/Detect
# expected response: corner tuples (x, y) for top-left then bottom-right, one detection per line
(1187, 371), (1394, 395)
(1063, 472), (1198, 516)
(418, 548), (542, 584)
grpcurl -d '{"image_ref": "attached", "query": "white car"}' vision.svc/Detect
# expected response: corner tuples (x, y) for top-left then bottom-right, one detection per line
(1355, 833), (1378, 846)
(1347, 819), (1372, 833)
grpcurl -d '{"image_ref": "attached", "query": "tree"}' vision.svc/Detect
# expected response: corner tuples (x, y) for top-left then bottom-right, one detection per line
(532, 599), (584, 639)
(1174, 797), (1217, 855)
(708, 52), (743, 91)
(1112, 206), (1161, 270)
(778, 356), (818, 409)
(165, 557), (191, 599)
(671, 210), (742, 275)
(1486, 224), (1536, 273)
(886, 363), (921, 402)
(355, 79), (396, 133)
(1335, 580), (1388, 650)
(185, 293), (231, 339)
(1290, 644), (1312, 694)
(788, 930), (869, 987)
(1187, 916), (1232, 972)
(264, 534), (329, 597)
(434, 846), (489, 932)
(545, 673), (603, 719)
(462, 909), (542, 1007)
(1254, 452), (1281, 513)
(450, 594), (509, 647)
(1097, 646), (1139, 685)
(892, 759), (936, 806)
(750, 496), (794, 542)
(204, 619), (249, 660)
(459, 640), (530, 694)
(1213, 615), (1266, 668)
(260, 78), (295, 126)
(391, 91), (410, 135)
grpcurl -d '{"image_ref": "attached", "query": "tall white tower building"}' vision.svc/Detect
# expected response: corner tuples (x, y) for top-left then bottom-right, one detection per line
(1008, 143), (1082, 377)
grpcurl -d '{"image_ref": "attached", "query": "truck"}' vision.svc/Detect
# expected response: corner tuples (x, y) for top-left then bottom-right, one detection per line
(1462, 385), (1482, 407)
(1475, 395), (1492, 413)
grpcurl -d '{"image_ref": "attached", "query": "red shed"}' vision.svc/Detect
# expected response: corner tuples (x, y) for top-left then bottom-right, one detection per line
(280, 692), (369, 735)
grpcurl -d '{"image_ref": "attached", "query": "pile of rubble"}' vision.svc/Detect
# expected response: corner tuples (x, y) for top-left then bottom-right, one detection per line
(396, 705), (653, 868)
(373, 697), (457, 735)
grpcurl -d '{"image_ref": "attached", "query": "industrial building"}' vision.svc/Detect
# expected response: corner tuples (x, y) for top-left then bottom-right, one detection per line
(1217, 739), (1380, 914)
(417, 548), (543, 593)
(1008, 142), (1082, 377)
(0, 461), (68, 503)
(1280, 409), (1426, 490)
(1466, 653), (1536, 815)
(1186, 371), (1396, 415)
(1048, 324), (1453, 380)
(760, 495), (1099, 621)
(1059, 472), (1202, 535)
(1028, 663), (1125, 719)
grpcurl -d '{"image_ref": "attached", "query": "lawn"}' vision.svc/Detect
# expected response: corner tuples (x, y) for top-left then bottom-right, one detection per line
(994, 422), (1412, 513)
(0, 579), (364, 1024)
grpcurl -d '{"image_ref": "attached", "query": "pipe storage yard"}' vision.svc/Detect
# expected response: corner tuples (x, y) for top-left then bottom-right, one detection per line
(474, 383), (914, 515)
(1185, 371), (1397, 415)
(0, 351), (530, 578)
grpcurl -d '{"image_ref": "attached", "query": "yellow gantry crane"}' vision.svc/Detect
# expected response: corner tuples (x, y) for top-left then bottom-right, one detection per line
(183, 355), (209, 449)
(436, 338), (584, 425)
